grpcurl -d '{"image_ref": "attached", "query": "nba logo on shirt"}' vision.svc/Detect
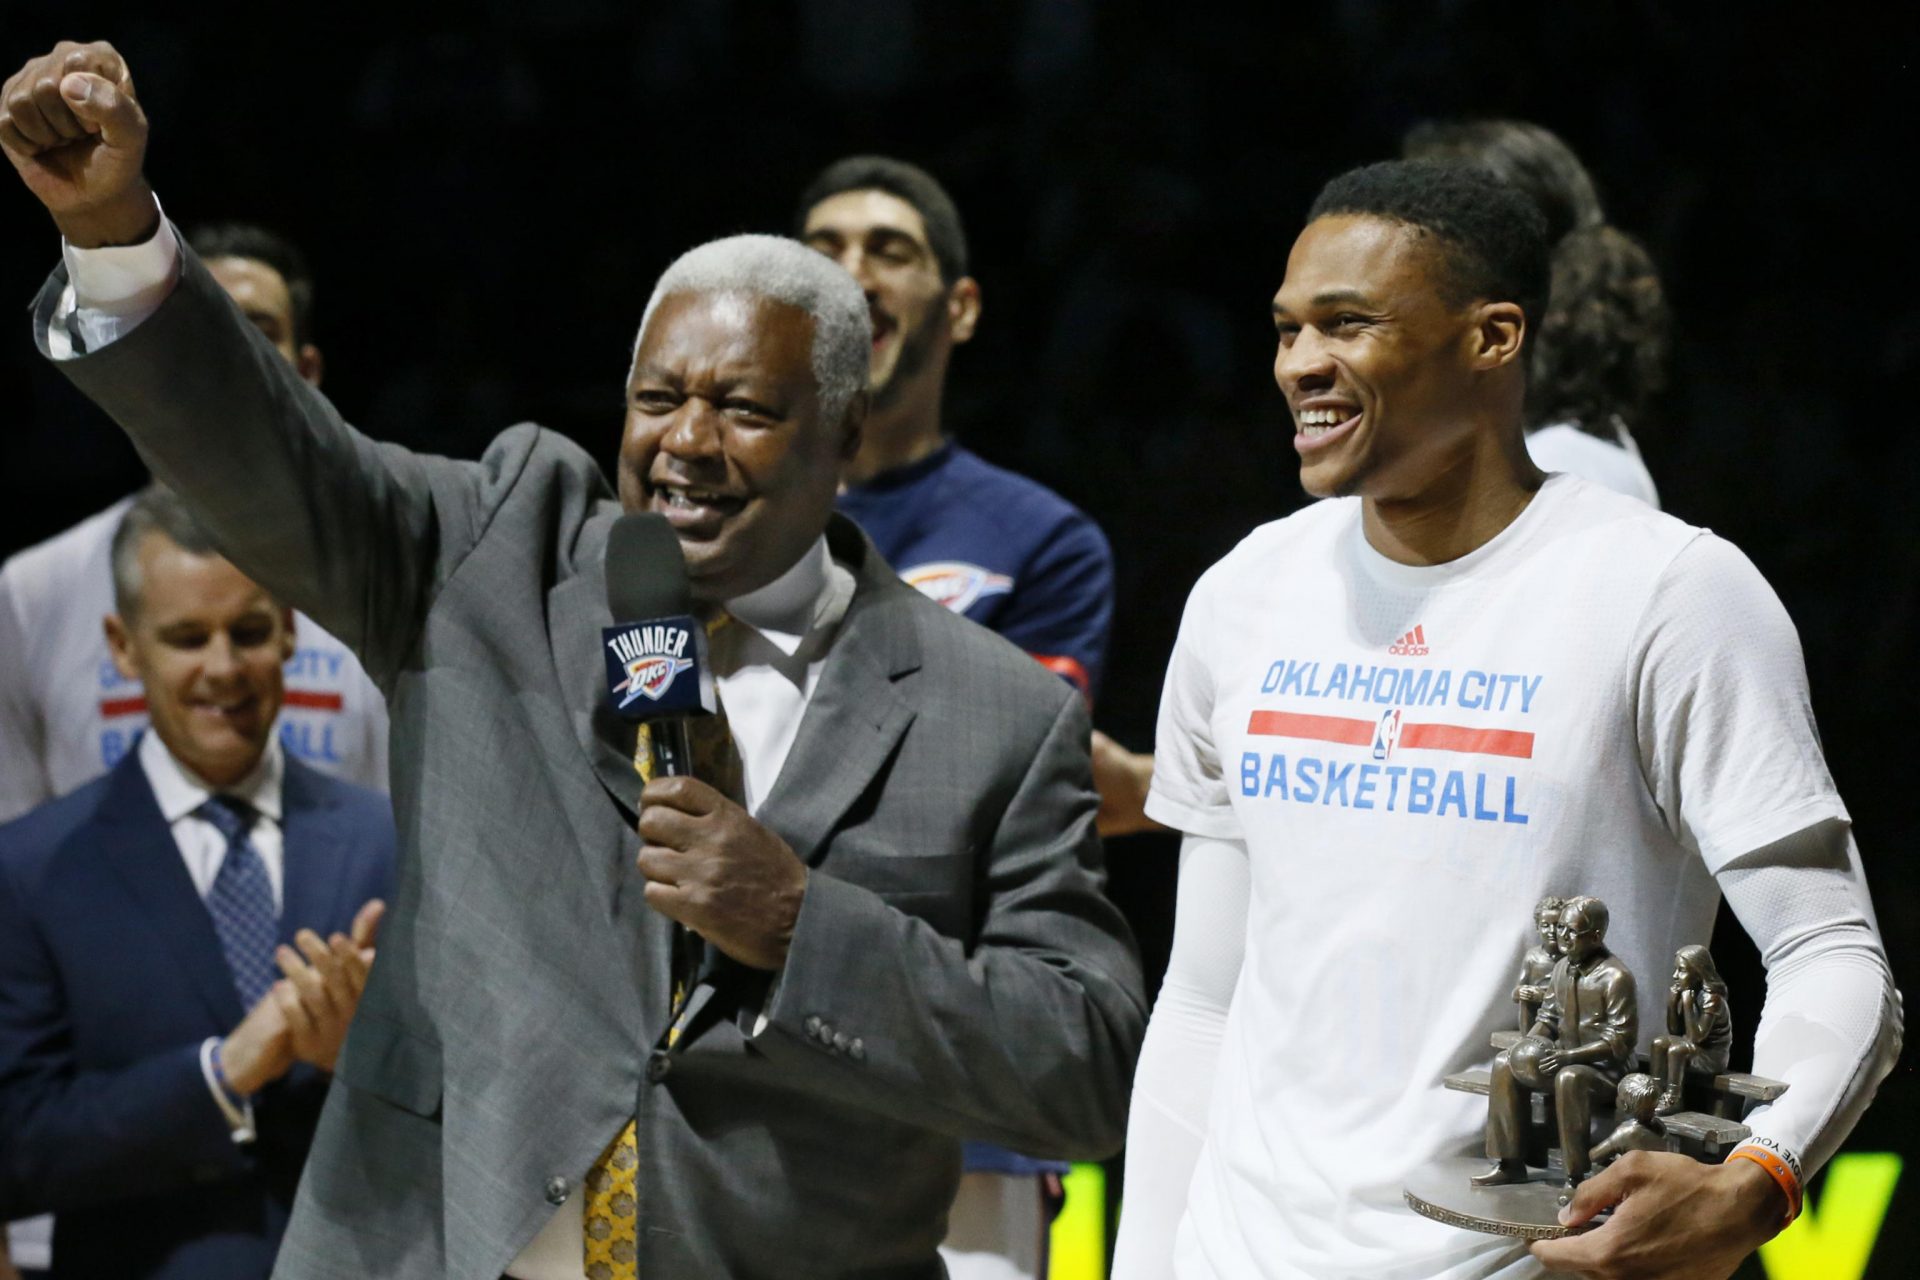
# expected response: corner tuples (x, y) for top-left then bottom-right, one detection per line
(1372, 708), (1403, 761)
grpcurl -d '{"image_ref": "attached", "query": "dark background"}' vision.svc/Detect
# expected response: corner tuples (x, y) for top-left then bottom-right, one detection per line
(2, 3), (1914, 1274)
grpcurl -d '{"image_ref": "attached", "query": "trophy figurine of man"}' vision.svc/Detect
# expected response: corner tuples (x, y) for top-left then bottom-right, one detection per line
(1474, 895), (1638, 1193)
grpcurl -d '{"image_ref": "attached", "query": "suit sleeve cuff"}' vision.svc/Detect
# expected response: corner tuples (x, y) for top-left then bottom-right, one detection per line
(755, 871), (882, 1056)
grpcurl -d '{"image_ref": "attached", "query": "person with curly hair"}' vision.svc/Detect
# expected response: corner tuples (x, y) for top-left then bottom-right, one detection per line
(1404, 119), (1668, 506)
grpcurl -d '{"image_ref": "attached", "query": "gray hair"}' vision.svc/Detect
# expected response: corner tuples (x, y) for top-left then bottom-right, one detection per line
(111, 484), (223, 618)
(634, 234), (871, 424)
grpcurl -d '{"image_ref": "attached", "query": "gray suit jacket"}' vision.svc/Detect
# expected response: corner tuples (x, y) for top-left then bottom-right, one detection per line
(39, 244), (1146, 1279)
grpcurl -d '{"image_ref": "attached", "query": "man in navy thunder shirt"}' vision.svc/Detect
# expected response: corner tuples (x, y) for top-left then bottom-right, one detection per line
(799, 156), (1115, 1280)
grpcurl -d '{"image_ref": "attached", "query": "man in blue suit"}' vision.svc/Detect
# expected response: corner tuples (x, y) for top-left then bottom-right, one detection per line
(0, 487), (393, 1280)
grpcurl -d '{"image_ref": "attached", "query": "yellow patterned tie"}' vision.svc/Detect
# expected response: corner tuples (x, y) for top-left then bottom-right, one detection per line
(584, 615), (739, 1279)
(582, 1125), (639, 1280)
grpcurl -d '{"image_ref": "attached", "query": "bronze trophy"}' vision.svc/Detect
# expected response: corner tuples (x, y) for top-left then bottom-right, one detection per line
(1403, 896), (1787, 1240)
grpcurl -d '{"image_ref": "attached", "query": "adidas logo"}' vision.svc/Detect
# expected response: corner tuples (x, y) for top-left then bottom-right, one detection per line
(1388, 624), (1430, 657)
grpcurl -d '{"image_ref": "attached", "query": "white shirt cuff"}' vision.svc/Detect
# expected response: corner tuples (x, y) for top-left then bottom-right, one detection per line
(49, 197), (179, 359)
(752, 971), (783, 1037)
(198, 1036), (257, 1145)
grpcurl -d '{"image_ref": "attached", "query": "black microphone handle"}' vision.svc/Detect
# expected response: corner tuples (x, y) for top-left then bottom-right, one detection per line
(646, 718), (695, 779)
(640, 716), (754, 1009)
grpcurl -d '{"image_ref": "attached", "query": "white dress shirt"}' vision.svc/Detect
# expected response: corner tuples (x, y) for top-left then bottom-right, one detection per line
(139, 726), (288, 907)
(136, 729), (288, 1145)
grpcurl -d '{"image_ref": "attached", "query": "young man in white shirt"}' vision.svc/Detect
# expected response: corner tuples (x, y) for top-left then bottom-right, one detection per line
(1113, 160), (1900, 1280)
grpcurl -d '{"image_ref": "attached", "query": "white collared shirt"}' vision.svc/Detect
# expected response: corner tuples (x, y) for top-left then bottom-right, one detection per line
(138, 728), (288, 908)
(710, 535), (855, 814)
(135, 730), (289, 1147)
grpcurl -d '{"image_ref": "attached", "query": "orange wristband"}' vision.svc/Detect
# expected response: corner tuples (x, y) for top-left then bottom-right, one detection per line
(1726, 1143), (1802, 1224)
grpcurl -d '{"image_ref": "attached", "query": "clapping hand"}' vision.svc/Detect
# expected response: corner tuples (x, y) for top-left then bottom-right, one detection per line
(271, 898), (385, 1072)
(220, 898), (385, 1091)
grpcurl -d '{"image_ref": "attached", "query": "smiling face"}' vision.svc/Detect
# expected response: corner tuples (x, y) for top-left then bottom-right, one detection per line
(617, 291), (859, 602)
(802, 189), (975, 407)
(105, 534), (293, 788)
(1272, 214), (1509, 500)
(1535, 904), (1563, 953)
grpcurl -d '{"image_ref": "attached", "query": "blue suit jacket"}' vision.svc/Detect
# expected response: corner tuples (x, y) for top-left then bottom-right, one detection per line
(0, 749), (394, 1280)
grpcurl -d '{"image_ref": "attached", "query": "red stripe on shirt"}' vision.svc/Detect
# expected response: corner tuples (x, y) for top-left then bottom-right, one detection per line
(1031, 654), (1091, 697)
(1245, 711), (1374, 746)
(1247, 711), (1534, 759)
(1398, 723), (1534, 759)
(99, 689), (344, 717)
(282, 690), (345, 711)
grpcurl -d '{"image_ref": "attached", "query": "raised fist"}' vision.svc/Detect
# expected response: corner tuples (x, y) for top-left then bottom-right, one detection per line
(1, 40), (156, 246)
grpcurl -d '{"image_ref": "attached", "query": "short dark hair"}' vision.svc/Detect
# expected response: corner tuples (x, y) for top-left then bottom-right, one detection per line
(186, 222), (317, 346)
(1527, 225), (1669, 436)
(1307, 159), (1550, 331)
(795, 155), (970, 283)
(111, 484), (224, 618)
(1401, 119), (1604, 247)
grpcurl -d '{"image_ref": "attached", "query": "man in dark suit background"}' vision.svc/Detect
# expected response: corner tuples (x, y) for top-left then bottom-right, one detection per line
(4, 40), (1144, 1280)
(0, 487), (394, 1279)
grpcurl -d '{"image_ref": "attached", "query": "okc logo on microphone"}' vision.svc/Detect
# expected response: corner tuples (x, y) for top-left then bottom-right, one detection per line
(605, 622), (697, 709)
(613, 654), (694, 707)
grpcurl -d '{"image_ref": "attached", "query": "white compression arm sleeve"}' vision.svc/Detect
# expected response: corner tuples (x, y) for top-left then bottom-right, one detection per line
(1111, 834), (1249, 1279)
(1716, 818), (1902, 1179)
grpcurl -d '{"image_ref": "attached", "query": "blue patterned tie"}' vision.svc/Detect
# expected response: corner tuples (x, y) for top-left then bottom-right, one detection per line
(199, 795), (280, 1010)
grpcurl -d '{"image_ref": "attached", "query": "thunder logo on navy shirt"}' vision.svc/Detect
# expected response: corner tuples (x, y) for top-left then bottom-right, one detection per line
(836, 443), (1114, 699)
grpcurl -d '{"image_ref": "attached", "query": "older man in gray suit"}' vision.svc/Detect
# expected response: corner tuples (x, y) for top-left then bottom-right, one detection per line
(4, 40), (1145, 1280)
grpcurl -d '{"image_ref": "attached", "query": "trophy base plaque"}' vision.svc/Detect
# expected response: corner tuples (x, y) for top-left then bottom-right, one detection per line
(1403, 1155), (1596, 1241)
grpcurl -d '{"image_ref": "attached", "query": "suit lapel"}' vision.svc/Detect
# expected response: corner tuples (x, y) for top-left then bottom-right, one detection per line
(96, 755), (247, 1028)
(546, 507), (663, 924)
(757, 521), (921, 866)
(546, 508), (648, 818)
(545, 512), (921, 884)
(278, 760), (352, 943)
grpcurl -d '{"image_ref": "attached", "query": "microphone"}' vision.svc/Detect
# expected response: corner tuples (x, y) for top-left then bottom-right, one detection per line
(603, 512), (718, 779)
(602, 513), (743, 1028)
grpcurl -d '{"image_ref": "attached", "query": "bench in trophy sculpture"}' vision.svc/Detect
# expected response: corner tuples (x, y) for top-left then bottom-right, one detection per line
(1403, 894), (1787, 1240)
